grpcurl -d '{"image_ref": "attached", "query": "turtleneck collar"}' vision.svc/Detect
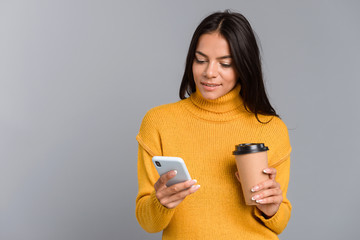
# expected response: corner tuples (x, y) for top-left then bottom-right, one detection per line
(182, 84), (249, 122)
(190, 84), (243, 113)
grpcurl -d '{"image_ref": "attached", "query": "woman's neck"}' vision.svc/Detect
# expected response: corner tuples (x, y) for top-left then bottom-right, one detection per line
(183, 84), (249, 122)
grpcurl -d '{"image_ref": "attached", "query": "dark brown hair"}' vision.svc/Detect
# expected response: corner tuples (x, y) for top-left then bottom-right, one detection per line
(179, 10), (279, 122)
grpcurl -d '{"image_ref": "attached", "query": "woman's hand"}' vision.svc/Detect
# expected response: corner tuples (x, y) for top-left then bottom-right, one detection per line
(154, 170), (200, 209)
(250, 168), (282, 218)
(235, 168), (282, 218)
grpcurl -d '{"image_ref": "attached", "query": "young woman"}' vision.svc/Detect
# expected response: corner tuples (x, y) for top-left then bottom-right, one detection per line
(136, 10), (292, 239)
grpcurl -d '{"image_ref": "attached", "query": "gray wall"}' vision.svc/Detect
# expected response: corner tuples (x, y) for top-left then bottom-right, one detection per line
(1, 0), (359, 239)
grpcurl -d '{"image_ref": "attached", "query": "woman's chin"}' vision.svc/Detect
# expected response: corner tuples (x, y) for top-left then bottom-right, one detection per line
(198, 88), (227, 100)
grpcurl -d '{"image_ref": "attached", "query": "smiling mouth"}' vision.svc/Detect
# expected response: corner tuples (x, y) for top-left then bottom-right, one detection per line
(201, 82), (221, 87)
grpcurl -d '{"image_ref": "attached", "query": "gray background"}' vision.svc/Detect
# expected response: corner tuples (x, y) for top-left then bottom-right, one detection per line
(1, 0), (359, 239)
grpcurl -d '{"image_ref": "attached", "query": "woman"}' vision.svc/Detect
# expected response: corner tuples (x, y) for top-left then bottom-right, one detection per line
(136, 10), (292, 239)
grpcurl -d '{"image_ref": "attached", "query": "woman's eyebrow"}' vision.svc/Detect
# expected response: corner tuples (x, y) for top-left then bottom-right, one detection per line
(195, 51), (232, 59)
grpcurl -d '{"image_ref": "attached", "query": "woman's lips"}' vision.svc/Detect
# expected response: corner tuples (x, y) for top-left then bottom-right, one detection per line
(201, 82), (221, 91)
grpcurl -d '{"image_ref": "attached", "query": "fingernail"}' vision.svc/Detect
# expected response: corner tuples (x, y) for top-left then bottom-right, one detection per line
(251, 186), (259, 192)
(191, 179), (197, 184)
(256, 199), (264, 203)
(192, 184), (200, 189)
(263, 169), (270, 173)
(168, 171), (175, 177)
(173, 170), (177, 175)
(252, 195), (260, 201)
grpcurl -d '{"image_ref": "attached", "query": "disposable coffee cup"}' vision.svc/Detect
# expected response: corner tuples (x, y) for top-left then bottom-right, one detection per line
(233, 143), (269, 205)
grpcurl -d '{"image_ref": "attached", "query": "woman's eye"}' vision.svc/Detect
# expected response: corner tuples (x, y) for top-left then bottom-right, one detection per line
(195, 58), (206, 64)
(221, 63), (232, 68)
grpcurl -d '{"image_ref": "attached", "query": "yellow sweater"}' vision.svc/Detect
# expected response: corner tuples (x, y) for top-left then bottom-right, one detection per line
(136, 84), (292, 239)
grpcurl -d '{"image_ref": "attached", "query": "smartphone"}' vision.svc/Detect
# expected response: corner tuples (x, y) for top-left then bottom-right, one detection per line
(152, 156), (191, 187)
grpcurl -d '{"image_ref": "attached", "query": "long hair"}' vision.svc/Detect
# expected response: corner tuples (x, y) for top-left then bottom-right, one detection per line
(179, 10), (279, 122)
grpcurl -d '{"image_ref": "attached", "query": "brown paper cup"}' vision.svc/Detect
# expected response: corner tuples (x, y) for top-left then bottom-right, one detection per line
(233, 143), (269, 205)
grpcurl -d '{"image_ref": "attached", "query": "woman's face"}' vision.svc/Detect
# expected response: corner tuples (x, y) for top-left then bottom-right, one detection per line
(192, 32), (238, 100)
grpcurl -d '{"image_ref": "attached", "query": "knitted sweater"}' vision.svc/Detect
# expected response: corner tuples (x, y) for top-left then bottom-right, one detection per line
(136, 84), (292, 239)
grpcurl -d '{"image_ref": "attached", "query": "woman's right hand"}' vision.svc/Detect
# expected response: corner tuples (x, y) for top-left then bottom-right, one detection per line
(154, 170), (200, 209)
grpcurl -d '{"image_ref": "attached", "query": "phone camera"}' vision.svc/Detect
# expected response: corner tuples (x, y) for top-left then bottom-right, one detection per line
(155, 161), (161, 167)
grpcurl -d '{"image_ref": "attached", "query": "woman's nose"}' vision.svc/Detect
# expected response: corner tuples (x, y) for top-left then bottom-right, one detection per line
(204, 61), (218, 78)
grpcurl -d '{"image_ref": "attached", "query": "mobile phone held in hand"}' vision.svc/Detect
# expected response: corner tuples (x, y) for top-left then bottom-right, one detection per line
(152, 156), (192, 187)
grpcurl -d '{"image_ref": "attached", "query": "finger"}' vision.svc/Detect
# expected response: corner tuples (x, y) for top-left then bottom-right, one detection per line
(251, 188), (282, 202)
(161, 179), (198, 196)
(254, 195), (283, 205)
(154, 170), (177, 191)
(156, 179), (197, 201)
(251, 178), (280, 192)
(160, 184), (201, 207)
(163, 199), (183, 209)
(159, 183), (200, 208)
(263, 167), (277, 180)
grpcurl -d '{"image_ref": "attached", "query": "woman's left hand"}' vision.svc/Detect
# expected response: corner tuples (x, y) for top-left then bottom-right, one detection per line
(236, 167), (282, 218)
(251, 168), (282, 218)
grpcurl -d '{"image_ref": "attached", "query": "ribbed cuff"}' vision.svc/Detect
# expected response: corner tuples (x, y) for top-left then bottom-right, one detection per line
(150, 190), (176, 215)
(254, 203), (288, 234)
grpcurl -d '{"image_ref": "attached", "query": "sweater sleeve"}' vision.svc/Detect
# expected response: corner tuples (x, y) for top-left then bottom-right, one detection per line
(253, 154), (292, 234)
(135, 110), (175, 233)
